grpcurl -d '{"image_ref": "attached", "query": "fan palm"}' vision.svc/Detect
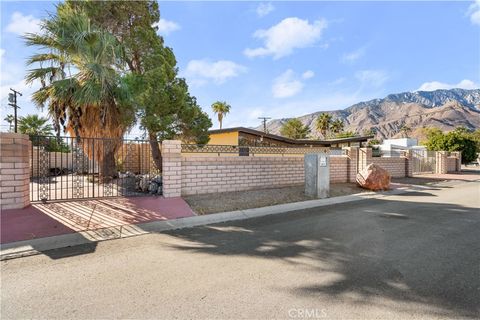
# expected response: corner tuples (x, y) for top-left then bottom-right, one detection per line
(24, 5), (134, 178)
(18, 114), (53, 137)
(330, 119), (345, 136)
(211, 101), (231, 129)
(315, 113), (332, 138)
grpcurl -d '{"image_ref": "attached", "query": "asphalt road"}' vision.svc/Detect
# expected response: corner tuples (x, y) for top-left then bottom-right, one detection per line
(1, 181), (479, 319)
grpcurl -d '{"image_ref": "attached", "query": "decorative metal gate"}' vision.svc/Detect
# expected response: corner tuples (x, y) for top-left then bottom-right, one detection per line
(411, 149), (436, 174)
(30, 135), (161, 202)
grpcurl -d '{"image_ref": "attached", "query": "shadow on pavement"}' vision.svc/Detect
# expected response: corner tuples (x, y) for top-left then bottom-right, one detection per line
(162, 196), (480, 318)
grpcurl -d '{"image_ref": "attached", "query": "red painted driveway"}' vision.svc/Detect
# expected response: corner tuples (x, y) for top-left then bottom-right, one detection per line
(1, 197), (195, 244)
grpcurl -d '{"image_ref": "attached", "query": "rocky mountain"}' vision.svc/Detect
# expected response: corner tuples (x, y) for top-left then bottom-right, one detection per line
(257, 88), (480, 139)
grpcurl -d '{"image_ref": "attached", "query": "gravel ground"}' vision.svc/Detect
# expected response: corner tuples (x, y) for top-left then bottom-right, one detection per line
(184, 183), (366, 215)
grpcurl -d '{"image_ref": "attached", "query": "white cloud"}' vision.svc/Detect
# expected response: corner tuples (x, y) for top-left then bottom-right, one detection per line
(154, 19), (180, 35)
(6, 12), (41, 35)
(244, 17), (328, 59)
(468, 0), (480, 25)
(416, 79), (479, 91)
(184, 59), (246, 85)
(302, 70), (315, 79)
(355, 70), (389, 87)
(341, 47), (366, 64)
(272, 69), (314, 98)
(256, 3), (275, 17)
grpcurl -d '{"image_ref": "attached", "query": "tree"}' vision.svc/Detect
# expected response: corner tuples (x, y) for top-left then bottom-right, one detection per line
(4, 114), (14, 132)
(71, 1), (211, 171)
(211, 101), (231, 129)
(25, 4), (135, 179)
(423, 127), (477, 163)
(315, 113), (332, 138)
(330, 119), (345, 136)
(400, 125), (412, 138)
(335, 131), (358, 138)
(18, 114), (53, 137)
(280, 119), (310, 139)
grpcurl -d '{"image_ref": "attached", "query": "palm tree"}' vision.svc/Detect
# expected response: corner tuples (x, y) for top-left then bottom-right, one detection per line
(4, 114), (14, 132)
(24, 5), (134, 178)
(330, 119), (345, 136)
(18, 114), (53, 137)
(211, 101), (231, 129)
(315, 113), (332, 138)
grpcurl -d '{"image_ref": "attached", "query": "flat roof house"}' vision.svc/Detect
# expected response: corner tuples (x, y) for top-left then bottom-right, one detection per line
(208, 127), (373, 148)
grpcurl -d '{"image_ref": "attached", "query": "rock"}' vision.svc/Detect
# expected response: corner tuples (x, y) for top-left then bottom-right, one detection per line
(148, 181), (159, 194)
(151, 175), (162, 185)
(356, 164), (390, 191)
(138, 176), (150, 192)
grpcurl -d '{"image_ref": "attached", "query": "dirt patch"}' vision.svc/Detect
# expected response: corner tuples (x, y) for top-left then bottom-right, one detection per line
(184, 183), (367, 215)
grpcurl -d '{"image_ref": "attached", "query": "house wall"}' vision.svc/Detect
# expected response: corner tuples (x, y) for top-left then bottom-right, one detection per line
(208, 132), (239, 146)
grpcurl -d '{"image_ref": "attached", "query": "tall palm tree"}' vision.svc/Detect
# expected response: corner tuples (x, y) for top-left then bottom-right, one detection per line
(330, 119), (345, 136)
(3, 114), (14, 132)
(315, 113), (332, 138)
(211, 101), (231, 129)
(24, 5), (134, 178)
(18, 114), (53, 137)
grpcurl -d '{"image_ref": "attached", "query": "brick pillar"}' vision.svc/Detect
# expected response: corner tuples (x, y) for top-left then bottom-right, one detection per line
(452, 151), (462, 172)
(403, 150), (413, 177)
(359, 147), (372, 172)
(1, 133), (31, 210)
(435, 151), (448, 174)
(344, 147), (358, 183)
(161, 140), (182, 198)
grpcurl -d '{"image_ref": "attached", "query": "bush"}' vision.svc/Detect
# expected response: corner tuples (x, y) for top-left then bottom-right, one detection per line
(423, 127), (478, 163)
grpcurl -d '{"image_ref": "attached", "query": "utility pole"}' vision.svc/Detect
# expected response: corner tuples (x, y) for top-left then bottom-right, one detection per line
(258, 117), (271, 133)
(8, 88), (22, 133)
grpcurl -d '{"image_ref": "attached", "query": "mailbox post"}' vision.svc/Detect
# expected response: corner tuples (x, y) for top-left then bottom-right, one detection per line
(305, 152), (330, 198)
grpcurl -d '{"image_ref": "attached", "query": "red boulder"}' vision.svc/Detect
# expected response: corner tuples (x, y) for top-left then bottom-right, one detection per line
(356, 164), (391, 191)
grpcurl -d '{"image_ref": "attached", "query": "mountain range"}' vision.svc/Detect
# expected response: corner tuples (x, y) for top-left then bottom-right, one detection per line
(256, 88), (480, 139)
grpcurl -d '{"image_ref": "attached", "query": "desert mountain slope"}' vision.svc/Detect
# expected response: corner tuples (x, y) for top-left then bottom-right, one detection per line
(257, 88), (480, 139)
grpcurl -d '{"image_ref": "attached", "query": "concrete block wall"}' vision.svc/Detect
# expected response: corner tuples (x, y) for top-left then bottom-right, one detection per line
(181, 156), (305, 196)
(447, 152), (461, 172)
(161, 140), (182, 197)
(435, 151), (448, 174)
(1, 133), (31, 210)
(161, 142), (417, 198)
(370, 157), (407, 178)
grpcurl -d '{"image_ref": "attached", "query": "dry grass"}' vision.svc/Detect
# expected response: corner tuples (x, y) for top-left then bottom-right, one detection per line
(184, 183), (367, 215)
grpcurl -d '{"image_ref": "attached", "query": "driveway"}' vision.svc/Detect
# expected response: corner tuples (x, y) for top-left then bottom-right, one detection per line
(1, 181), (479, 319)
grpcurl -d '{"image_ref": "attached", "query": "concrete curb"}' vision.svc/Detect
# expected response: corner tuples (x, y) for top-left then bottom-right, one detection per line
(0, 186), (416, 261)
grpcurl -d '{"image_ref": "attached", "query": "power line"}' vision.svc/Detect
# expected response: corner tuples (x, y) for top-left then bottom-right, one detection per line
(8, 88), (22, 133)
(258, 117), (271, 133)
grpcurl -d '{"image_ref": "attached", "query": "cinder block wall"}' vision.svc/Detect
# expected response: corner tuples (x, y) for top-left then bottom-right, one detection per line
(370, 157), (407, 178)
(161, 141), (415, 198)
(1, 133), (31, 210)
(181, 156), (305, 195)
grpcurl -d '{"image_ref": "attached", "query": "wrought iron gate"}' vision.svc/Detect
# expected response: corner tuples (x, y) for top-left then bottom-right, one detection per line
(411, 149), (436, 174)
(30, 135), (161, 202)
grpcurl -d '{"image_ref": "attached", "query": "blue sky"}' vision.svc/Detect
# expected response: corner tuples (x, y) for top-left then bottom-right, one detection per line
(1, 1), (479, 135)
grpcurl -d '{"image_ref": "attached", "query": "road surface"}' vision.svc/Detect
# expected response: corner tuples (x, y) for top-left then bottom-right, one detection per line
(2, 181), (479, 319)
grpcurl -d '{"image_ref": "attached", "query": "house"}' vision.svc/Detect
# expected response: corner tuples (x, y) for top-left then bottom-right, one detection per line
(207, 127), (372, 148)
(379, 138), (425, 157)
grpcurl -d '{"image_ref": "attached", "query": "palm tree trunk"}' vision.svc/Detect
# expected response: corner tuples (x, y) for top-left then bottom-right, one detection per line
(148, 131), (162, 173)
(99, 139), (118, 181)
